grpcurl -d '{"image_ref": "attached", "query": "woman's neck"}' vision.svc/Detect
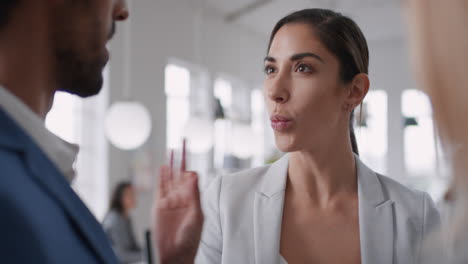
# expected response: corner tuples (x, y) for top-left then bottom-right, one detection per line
(287, 144), (357, 208)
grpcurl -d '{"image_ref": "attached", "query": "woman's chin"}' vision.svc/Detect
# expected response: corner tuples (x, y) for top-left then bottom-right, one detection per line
(274, 136), (298, 153)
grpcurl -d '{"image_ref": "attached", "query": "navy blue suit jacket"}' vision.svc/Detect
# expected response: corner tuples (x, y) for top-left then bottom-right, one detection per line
(0, 109), (118, 263)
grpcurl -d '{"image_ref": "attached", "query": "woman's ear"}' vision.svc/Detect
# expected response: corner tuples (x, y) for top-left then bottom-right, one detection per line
(345, 73), (370, 109)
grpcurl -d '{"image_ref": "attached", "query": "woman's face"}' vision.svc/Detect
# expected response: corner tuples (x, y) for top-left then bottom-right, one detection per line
(122, 185), (136, 211)
(264, 23), (351, 153)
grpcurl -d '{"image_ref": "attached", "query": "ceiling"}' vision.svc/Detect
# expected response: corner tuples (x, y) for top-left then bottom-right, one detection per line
(199, 0), (406, 42)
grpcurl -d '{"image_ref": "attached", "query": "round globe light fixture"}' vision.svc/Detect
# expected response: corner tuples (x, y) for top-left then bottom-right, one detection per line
(105, 101), (152, 150)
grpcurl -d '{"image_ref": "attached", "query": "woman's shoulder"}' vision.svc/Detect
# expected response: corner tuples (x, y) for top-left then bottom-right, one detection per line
(217, 154), (289, 195)
(356, 156), (434, 210)
(223, 164), (273, 188)
(374, 173), (438, 220)
(202, 164), (273, 201)
(376, 173), (428, 202)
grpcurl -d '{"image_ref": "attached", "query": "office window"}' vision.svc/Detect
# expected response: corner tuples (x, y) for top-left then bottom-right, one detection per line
(355, 90), (388, 174)
(251, 89), (266, 167)
(213, 78), (232, 169)
(46, 92), (82, 144)
(214, 78), (232, 110)
(165, 64), (190, 150)
(402, 89), (436, 177)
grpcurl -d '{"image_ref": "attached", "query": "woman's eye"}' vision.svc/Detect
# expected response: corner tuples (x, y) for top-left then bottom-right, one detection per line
(264, 65), (276, 75)
(263, 65), (275, 75)
(296, 63), (312, 73)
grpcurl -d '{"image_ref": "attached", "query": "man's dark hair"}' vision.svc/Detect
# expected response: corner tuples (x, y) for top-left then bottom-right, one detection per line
(0, 0), (18, 30)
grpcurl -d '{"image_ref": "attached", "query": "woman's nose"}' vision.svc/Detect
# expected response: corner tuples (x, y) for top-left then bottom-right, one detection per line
(273, 94), (286, 103)
(267, 76), (289, 104)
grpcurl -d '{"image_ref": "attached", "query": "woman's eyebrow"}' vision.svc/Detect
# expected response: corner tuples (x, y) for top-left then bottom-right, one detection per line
(290, 52), (324, 63)
(264, 56), (275, 62)
(264, 52), (324, 63)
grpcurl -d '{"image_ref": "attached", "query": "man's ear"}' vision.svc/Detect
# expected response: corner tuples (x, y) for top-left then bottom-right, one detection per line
(345, 73), (370, 108)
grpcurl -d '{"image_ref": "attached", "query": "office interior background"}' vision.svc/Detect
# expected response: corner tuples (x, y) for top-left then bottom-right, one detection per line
(45, 0), (450, 244)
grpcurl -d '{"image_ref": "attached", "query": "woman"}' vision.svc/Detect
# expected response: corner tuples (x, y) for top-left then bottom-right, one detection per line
(194, 9), (440, 264)
(103, 181), (143, 264)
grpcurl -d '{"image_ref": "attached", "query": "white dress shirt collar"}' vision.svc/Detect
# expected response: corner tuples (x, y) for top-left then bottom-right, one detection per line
(0, 85), (79, 182)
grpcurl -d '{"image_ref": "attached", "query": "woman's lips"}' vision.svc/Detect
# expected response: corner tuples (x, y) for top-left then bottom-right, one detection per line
(271, 115), (293, 131)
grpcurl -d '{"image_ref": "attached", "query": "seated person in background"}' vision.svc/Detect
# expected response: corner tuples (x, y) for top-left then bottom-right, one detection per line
(103, 182), (143, 264)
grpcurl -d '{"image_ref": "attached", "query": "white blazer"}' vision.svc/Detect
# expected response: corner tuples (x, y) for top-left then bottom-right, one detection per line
(195, 154), (441, 264)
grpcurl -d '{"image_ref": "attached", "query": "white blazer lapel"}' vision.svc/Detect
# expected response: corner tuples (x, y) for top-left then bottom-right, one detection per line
(357, 156), (394, 264)
(253, 154), (289, 264)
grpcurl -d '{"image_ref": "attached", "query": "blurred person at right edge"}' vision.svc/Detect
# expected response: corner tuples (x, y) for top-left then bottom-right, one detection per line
(406, 0), (468, 263)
